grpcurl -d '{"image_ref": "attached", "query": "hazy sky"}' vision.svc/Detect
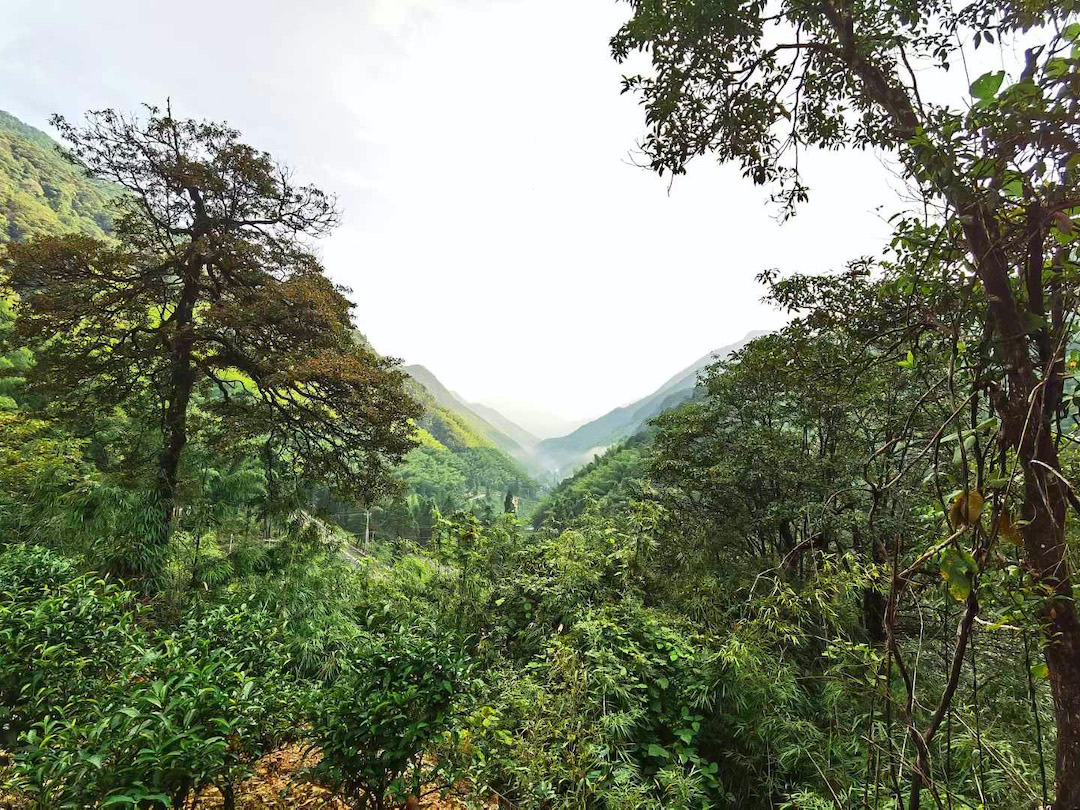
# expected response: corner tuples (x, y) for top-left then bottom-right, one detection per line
(1, 0), (905, 430)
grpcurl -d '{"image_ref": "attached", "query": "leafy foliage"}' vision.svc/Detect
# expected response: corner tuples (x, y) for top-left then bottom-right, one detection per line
(2, 9), (1080, 803)
(305, 628), (468, 809)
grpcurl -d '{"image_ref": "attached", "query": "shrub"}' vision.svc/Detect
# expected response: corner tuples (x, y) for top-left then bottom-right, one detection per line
(2, 547), (297, 809)
(0, 545), (140, 746)
(462, 603), (725, 809)
(12, 639), (277, 809)
(306, 626), (469, 809)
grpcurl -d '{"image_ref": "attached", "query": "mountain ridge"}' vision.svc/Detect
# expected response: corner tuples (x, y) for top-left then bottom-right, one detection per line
(0, 109), (118, 243)
(0, 108), (538, 508)
(0, 107), (765, 495)
(535, 330), (767, 476)
(403, 364), (529, 458)
(459, 397), (539, 450)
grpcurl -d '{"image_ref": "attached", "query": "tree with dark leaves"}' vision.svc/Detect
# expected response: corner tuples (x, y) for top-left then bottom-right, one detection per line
(613, 2), (1080, 804)
(2, 104), (419, 555)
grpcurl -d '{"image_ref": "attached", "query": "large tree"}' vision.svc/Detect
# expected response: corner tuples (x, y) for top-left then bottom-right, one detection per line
(2, 105), (419, 554)
(612, 2), (1080, 805)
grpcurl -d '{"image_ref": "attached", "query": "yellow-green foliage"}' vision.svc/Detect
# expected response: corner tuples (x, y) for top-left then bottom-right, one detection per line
(0, 111), (119, 409)
(0, 110), (117, 243)
(430, 405), (495, 451)
(0, 411), (89, 499)
(0, 292), (31, 410)
(412, 426), (446, 451)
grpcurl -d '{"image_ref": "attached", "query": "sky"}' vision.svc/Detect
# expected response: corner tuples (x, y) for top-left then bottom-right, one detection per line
(0, 0), (907, 435)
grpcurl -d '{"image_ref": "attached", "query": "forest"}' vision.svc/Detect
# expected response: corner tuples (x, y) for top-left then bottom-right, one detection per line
(1, 1), (1079, 808)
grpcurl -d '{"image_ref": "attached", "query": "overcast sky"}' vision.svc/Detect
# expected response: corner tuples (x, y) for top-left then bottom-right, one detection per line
(1, 0), (907, 433)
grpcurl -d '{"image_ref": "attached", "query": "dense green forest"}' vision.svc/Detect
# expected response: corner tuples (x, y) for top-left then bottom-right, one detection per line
(0, 110), (117, 243)
(0, 108), (536, 542)
(2, 1), (1080, 809)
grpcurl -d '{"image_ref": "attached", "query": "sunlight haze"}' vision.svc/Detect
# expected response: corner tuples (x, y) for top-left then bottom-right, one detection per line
(2, 0), (1075, 803)
(0, 0), (897, 423)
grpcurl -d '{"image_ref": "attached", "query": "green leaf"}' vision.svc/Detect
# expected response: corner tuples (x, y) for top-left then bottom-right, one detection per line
(939, 547), (978, 601)
(948, 573), (971, 601)
(1064, 22), (1080, 43)
(647, 743), (667, 759)
(970, 71), (1005, 100)
(1003, 177), (1024, 198)
(1023, 311), (1049, 335)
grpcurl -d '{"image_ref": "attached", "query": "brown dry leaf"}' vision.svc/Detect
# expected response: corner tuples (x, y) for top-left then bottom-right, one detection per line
(949, 490), (984, 527)
(3, 744), (496, 810)
(996, 507), (1022, 546)
(1052, 210), (1075, 234)
(190, 744), (495, 810)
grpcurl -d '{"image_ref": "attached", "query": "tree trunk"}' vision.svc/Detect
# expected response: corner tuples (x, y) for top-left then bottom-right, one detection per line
(961, 201), (1080, 808)
(856, 524), (887, 644)
(950, 193), (1080, 810)
(813, 11), (1080, 798)
(1023, 431), (1080, 809)
(154, 271), (200, 548)
(156, 370), (192, 538)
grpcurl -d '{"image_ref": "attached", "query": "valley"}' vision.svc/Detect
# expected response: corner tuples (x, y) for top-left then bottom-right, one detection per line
(1, 5), (1079, 807)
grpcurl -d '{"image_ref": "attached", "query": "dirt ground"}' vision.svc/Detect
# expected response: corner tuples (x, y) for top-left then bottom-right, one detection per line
(1, 744), (497, 809)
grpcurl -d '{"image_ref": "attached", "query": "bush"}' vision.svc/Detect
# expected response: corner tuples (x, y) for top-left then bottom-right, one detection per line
(461, 603), (725, 809)
(306, 626), (469, 809)
(2, 546), (297, 809)
(0, 545), (140, 746)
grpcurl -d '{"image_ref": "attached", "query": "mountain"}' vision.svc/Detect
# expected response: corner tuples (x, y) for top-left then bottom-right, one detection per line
(535, 330), (767, 477)
(474, 399), (590, 440)
(1, 110), (122, 411)
(0, 109), (118, 243)
(0, 109), (535, 510)
(459, 398), (539, 450)
(396, 364), (538, 516)
(403, 364), (532, 460)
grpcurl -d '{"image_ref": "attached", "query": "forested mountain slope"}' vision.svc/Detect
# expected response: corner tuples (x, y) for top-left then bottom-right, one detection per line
(459, 398), (539, 452)
(395, 364), (536, 515)
(0, 110), (117, 242)
(1, 110), (120, 411)
(535, 330), (766, 476)
(403, 364), (529, 457)
(4, 3), (1080, 800)
(531, 431), (652, 529)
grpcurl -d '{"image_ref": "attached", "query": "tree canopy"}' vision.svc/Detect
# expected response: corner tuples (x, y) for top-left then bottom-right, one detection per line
(2, 105), (420, 551)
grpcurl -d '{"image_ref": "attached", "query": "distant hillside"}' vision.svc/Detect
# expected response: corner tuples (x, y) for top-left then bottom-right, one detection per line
(403, 364), (531, 458)
(0, 110), (123, 411)
(532, 432), (652, 530)
(0, 110), (118, 242)
(477, 400), (590, 440)
(393, 367), (535, 522)
(535, 330), (767, 477)
(459, 399), (539, 450)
